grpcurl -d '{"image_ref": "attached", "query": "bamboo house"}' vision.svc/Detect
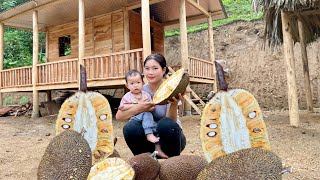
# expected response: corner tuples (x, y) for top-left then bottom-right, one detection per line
(0, 0), (227, 117)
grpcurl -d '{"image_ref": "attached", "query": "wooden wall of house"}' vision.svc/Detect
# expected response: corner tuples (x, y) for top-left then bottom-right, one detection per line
(129, 11), (164, 54)
(47, 11), (124, 62)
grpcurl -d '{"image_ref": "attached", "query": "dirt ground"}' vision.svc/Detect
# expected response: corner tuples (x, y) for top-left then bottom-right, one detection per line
(0, 111), (319, 180)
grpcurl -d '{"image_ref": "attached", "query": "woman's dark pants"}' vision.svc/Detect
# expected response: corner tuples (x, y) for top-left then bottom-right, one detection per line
(123, 117), (186, 157)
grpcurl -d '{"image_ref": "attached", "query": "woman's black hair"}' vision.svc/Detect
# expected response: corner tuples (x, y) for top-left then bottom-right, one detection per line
(144, 53), (169, 76)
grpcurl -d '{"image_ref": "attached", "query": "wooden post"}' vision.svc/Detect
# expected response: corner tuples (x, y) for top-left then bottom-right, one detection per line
(46, 30), (49, 62)
(180, 0), (191, 116)
(0, 23), (4, 107)
(32, 10), (40, 118)
(123, 7), (130, 51)
(141, 0), (151, 60)
(207, 14), (217, 92)
(78, 0), (85, 89)
(46, 90), (52, 101)
(298, 18), (313, 112)
(281, 11), (299, 127)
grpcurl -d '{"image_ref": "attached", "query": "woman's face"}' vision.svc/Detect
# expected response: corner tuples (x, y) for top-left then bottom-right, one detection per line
(144, 59), (166, 84)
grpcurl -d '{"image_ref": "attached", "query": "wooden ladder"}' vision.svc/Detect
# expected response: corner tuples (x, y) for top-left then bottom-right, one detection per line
(167, 67), (205, 115)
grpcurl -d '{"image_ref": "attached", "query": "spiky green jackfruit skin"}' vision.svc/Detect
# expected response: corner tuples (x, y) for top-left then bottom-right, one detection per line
(127, 153), (160, 180)
(197, 148), (282, 180)
(37, 130), (92, 180)
(159, 155), (207, 180)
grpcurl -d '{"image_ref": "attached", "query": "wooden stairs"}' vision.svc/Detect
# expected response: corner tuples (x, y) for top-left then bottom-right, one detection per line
(167, 67), (205, 115)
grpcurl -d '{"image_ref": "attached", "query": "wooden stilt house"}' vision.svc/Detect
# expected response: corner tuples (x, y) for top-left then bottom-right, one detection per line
(252, 0), (320, 126)
(0, 0), (227, 118)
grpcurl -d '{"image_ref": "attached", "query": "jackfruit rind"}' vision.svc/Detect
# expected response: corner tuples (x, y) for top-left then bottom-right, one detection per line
(127, 153), (160, 180)
(197, 148), (282, 180)
(159, 155), (208, 180)
(38, 130), (92, 180)
(200, 89), (271, 162)
(56, 91), (114, 164)
(153, 68), (189, 105)
(87, 157), (135, 180)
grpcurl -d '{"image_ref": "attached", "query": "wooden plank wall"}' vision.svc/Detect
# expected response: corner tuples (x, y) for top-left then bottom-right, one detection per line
(47, 11), (124, 62)
(129, 11), (164, 54)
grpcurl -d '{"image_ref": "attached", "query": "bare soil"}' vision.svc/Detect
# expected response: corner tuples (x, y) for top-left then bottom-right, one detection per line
(0, 111), (319, 179)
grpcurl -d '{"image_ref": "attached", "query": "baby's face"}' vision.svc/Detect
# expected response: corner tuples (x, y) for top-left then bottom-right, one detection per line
(126, 74), (143, 94)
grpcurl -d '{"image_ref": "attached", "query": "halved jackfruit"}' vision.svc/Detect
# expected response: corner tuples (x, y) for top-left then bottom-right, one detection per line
(200, 89), (271, 162)
(153, 68), (189, 105)
(56, 91), (114, 164)
(87, 157), (135, 180)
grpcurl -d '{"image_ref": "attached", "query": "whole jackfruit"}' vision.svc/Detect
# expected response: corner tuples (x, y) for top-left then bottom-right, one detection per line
(159, 155), (207, 180)
(127, 153), (160, 180)
(197, 148), (282, 180)
(37, 130), (92, 180)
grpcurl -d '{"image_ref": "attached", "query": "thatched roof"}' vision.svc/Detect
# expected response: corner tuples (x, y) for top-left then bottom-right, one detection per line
(252, 0), (320, 48)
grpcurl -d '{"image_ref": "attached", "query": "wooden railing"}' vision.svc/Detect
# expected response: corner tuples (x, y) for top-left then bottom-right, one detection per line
(83, 48), (143, 81)
(0, 66), (32, 88)
(188, 56), (214, 79)
(37, 59), (78, 85)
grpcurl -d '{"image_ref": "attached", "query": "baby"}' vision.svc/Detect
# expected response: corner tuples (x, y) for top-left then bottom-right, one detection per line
(119, 70), (168, 158)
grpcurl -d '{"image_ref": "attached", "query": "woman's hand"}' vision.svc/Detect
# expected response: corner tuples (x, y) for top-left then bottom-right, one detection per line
(167, 92), (185, 105)
(116, 101), (155, 121)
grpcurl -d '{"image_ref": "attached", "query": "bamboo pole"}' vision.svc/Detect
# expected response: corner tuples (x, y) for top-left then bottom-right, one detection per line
(207, 14), (217, 92)
(78, 0), (85, 89)
(0, 23), (4, 107)
(180, 0), (191, 116)
(298, 18), (313, 112)
(281, 11), (299, 127)
(141, 0), (151, 60)
(32, 10), (40, 118)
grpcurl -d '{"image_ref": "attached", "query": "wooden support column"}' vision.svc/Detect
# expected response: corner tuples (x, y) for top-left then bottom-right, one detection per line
(298, 18), (313, 112)
(32, 10), (40, 118)
(141, 0), (151, 60)
(207, 14), (217, 92)
(46, 30), (49, 62)
(281, 11), (299, 126)
(78, 0), (85, 89)
(46, 90), (52, 102)
(0, 23), (4, 107)
(123, 7), (130, 51)
(180, 0), (191, 116)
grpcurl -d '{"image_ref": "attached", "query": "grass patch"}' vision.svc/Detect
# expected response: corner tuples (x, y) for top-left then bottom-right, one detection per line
(165, 0), (263, 37)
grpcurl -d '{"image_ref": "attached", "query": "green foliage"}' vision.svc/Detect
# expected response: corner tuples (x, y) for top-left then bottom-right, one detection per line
(165, 0), (263, 37)
(3, 96), (14, 106)
(19, 96), (29, 105)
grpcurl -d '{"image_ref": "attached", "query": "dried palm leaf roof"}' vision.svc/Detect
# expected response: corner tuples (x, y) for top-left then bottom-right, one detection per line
(252, 0), (320, 48)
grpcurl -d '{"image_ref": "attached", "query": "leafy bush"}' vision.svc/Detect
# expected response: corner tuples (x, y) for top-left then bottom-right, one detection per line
(3, 96), (14, 106)
(19, 96), (29, 105)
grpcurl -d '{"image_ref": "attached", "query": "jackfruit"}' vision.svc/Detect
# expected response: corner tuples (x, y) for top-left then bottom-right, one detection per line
(56, 91), (114, 164)
(197, 148), (282, 180)
(87, 157), (135, 180)
(200, 89), (271, 161)
(37, 130), (92, 180)
(153, 68), (189, 105)
(159, 155), (207, 180)
(127, 153), (160, 180)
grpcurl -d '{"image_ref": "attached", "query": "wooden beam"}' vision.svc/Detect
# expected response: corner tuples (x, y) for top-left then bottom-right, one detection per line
(123, 7), (130, 50)
(45, 30), (49, 62)
(0, 23), (4, 107)
(296, 9), (320, 16)
(180, 0), (191, 116)
(32, 10), (40, 118)
(187, 0), (210, 17)
(127, 0), (165, 10)
(141, 0), (151, 60)
(298, 18), (313, 112)
(163, 10), (225, 27)
(281, 10), (299, 127)
(78, 0), (85, 89)
(207, 14), (217, 92)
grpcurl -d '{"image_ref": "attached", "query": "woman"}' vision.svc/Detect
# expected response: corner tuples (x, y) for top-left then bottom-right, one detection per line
(116, 53), (186, 158)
